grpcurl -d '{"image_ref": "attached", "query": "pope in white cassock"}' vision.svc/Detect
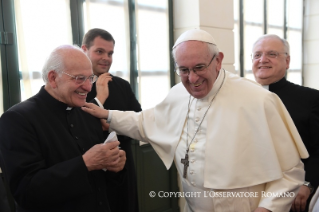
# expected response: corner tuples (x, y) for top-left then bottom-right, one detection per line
(82, 29), (309, 212)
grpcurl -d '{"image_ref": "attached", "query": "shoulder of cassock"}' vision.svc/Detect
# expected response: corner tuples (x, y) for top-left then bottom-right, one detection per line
(110, 70), (308, 188)
(201, 71), (308, 189)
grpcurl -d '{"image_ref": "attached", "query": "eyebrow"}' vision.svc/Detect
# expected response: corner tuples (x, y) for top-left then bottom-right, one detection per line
(96, 48), (113, 53)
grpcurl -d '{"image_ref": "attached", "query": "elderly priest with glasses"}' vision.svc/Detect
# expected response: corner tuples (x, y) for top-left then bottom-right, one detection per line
(82, 29), (308, 212)
(0, 45), (126, 212)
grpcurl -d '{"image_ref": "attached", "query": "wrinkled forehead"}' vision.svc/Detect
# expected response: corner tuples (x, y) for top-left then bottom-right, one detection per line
(65, 52), (93, 74)
(174, 41), (213, 66)
(175, 41), (210, 56)
(253, 37), (285, 52)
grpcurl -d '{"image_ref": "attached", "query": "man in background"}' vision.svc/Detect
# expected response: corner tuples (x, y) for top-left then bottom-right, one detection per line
(82, 28), (141, 212)
(0, 45), (125, 212)
(252, 34), (319, 212)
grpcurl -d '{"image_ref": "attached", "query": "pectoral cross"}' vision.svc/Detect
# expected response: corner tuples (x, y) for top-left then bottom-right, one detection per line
(181, 152), (189, 178)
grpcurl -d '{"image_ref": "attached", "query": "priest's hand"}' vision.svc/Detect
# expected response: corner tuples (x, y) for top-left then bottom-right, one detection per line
(107, 150), (126, 173)
(82, 141), (121, 171)
(290, 185), (310, 212)
(254, 207), (271, 212)
(82, 102), (109, 119)
(95, 72), (112, 105)
(100, 119), (110, 131)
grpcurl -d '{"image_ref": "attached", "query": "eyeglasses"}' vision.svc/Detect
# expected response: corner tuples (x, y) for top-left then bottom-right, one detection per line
(61, 71), (98, 84)
(175, 54), (216, 77)
(251, 51), (287, 60)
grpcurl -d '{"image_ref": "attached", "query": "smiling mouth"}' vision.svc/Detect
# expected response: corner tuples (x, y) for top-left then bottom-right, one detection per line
(193, 80), (204, 87)
(259, 66), (271, 69)
(76, 92), (87, 96)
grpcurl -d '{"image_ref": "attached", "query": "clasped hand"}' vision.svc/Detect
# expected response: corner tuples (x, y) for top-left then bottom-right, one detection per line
(95, 73), (112, 104)
(83, 141), (126, 172)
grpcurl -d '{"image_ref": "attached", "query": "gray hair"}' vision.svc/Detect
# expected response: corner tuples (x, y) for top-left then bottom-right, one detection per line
(171, 42), (220, 61)
(42, 45), (85, 83)
(252, 34), (290, 55)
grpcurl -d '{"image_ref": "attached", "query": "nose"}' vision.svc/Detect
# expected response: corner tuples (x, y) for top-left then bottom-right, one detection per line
(82, 78), (93, 91)
(259, 53), (269, 62)
(188, 69), (199, 83)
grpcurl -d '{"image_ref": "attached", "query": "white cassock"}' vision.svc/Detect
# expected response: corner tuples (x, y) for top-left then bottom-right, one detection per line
(109, 70), (308, 212)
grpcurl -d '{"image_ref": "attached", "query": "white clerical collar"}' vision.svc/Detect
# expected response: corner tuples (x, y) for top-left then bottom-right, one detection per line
(262, 85), (269, 90)
(201, 69), (225, 102)
(66, 107), (73, 110)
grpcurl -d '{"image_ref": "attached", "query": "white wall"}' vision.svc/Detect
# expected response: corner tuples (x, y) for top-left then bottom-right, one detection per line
(173, 0), (235, 86)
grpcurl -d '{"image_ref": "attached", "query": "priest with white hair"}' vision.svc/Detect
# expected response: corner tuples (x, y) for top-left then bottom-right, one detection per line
(82, 29), (308, 212)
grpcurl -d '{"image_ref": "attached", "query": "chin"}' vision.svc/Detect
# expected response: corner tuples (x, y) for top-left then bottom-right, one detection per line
(190, 93), (205, 99)
(74, 100), (86, 107)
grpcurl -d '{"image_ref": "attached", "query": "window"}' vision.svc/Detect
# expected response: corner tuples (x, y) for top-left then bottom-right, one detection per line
(83, 0), (171, 109)
(83, 0), (130, 82)
(243, 0), (264, 81)
(135, 0), (170, 109)
(14, 0), (73, 101)
(12, 0), (172, 109)
(234, 0), (303, 85)
(286, 0), (303, 85)
(0, 0), (21, 111)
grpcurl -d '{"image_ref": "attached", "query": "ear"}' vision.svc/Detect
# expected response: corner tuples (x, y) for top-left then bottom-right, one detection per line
(81, 45), (88, 52)
(285, 55), (290, 70)
(216, 52), (224, 71)
(47, 70), (58, 88)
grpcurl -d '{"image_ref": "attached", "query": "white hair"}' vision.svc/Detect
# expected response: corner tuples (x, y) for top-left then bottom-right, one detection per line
(252, 34), (290, 55)
(42, 45), (85, 83)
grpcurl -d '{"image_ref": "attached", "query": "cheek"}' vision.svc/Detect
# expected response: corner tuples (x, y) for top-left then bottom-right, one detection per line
(252, 61), (259, 69)
(181, 78), (188, 86)
(91, 56), (99, 62)
(181, 78), (192, 89)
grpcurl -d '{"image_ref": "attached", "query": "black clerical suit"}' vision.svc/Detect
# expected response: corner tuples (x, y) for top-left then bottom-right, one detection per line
(0, 87), (111, 212)
(87, 75), (142, 212)
(0, 171), (11, 212)
(269, 77), (319, 210)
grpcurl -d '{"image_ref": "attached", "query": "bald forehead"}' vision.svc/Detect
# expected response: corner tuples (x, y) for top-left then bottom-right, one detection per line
(61, 48), (92, 70)
(253, 37), (285, 52)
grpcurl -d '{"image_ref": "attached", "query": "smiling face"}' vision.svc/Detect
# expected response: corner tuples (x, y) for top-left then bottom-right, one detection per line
(46, 49), (94, 107)
(175, 41), (223, 99)
(82, 36), (114, 76)
(252, 37), (290, 85)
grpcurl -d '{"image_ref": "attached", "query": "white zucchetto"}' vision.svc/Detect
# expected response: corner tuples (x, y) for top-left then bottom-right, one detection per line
(173, 29), (217, 49)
